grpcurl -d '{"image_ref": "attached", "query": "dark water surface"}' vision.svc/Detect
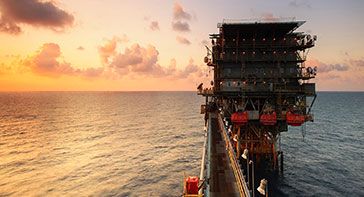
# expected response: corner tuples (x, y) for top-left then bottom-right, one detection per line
(0, 92), (363, 196)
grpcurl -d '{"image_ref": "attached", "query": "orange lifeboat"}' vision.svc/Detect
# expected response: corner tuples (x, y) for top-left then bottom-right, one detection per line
(260, 112), (277, 125)
(286, 111), (305, 126)
(231, 111), (248, 125)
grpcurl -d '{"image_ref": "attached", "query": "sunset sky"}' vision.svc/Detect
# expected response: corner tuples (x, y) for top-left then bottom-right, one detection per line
(0, 0), (363, 91)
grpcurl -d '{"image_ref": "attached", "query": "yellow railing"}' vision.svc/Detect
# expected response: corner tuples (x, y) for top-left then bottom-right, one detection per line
(183, 195), (204, 197)
(218, 115), (250, 197)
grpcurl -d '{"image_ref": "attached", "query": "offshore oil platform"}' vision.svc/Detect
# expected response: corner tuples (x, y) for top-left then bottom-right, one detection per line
(183, 19), (317, 196)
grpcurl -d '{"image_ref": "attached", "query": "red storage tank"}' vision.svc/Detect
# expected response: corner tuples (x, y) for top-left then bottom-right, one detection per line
(231, 111), (248, 125)
(286, 111), (305, 126)
(260, 112), (277, 125)
(185, 176), (199, 195)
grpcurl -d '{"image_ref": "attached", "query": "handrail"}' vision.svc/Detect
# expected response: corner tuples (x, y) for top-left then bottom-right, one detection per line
(199, 123), (208, 195)
(205, 115), (212, 197)
(218, 115), (250, 197)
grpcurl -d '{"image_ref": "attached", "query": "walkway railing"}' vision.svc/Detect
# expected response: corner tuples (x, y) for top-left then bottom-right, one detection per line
(218, 114), (250, 197)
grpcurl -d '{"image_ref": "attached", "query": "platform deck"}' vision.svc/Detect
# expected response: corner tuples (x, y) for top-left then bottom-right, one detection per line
(209, 117), (240, 197)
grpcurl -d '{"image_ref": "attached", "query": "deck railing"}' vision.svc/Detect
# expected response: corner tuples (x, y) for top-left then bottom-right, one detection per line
(218, 114), (250, 197)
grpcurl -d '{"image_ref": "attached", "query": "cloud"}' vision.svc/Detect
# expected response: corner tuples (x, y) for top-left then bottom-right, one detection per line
(80, 67), (104, 78)
(173, 2), (191, 20)
(0, 0), (74, 34)
(100, 37), (205, 78)
(0, 18), (21, 34)
(318, 64), (349, 73)
(149, 21), (159, 31)
(171, 2), (192, 32)
(0, 62), (11, 74)
(23, 43), (76, 77)
(17, 37), (206, 81)
(176, 35), (191, 45)
(110, 44), (164, 76)
(261, 13), (279, 22)
(23, 43), (103, 78)
(98, 37), (120, 64)
(306, 59), (349, 73)
(175, 59), (203, 78)
(172, 21), (190, 32)
(350, 59), (364, 67)
(289, 0), (311, 8)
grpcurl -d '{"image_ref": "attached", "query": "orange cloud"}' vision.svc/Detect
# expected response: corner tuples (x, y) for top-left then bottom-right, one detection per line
(15, 38), (206, 81)
(173, 2), (191, 20)
(0, 0), (74, 34)
(101, 39), (203, 78)
(23, 43), (75, 77)
(23, 43), (103, 78)
(98, 37), (119, 65)
(261, 13), (279, 22)
(110, 43), (163, 76)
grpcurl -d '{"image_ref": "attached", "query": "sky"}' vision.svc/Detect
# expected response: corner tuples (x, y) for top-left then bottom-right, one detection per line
(0, 0), (363, 91)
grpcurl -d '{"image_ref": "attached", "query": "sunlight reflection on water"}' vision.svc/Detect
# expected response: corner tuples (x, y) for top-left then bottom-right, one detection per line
(0, 92), (363, 196)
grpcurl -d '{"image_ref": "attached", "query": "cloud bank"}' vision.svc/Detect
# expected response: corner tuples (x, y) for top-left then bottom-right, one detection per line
(17, 38), (204, 80)
(23, 43), (103, 78)
(0, 0), (74, 34)
(99, 37), (203, 78)
(307, 59), (349, 73)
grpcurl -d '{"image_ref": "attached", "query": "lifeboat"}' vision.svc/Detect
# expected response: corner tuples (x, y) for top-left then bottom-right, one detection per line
(260, 112), (277, 125)
(286, 111), (305, 126)
(184, 176), (199, 195)
(231, 111), (248, 125)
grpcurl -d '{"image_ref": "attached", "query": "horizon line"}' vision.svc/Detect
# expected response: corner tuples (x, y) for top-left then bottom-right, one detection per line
(0, 90), (363, 93)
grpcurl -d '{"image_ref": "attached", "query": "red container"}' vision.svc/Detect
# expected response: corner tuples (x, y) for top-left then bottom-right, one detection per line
(286, 111), (305, 126)
(231, 111), (248, 125)
(260, 112), (277, 125)
(185, 176), (199, 194)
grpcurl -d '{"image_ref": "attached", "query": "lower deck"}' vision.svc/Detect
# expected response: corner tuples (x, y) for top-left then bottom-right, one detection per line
(209, 114), (240, 196)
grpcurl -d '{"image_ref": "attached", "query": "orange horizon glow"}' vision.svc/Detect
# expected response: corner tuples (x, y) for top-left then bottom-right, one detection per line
(0, 0), (363, 91)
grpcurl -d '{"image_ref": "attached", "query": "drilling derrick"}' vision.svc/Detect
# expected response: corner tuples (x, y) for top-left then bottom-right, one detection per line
(199, 19), (317, 179)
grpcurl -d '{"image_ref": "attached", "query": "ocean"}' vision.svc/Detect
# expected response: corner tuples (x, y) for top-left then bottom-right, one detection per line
(0, 92), (363, 196)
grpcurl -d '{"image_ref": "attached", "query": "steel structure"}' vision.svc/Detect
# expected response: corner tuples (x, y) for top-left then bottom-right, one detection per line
(198, 20), (317, 194)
